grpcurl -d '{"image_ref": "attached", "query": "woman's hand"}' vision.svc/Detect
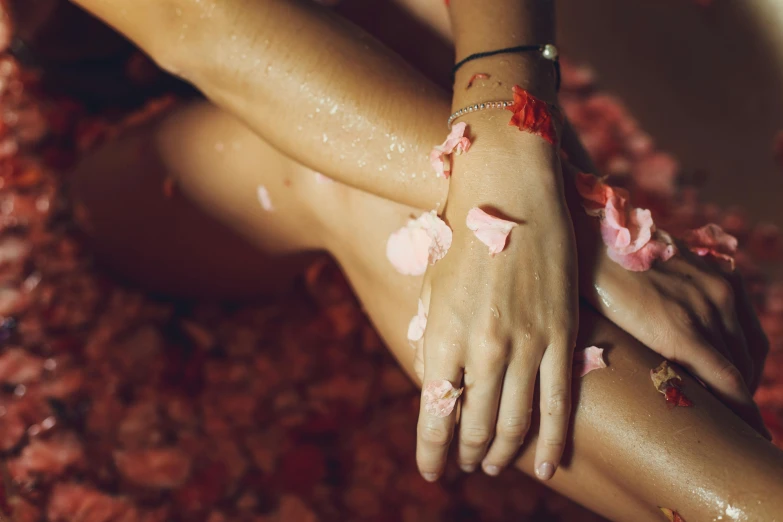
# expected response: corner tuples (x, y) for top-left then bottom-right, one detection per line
(561, 161), (770, 437)
(415, 122), (579, 482)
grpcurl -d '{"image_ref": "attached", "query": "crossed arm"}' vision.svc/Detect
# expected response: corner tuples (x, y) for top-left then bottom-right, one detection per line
(68, 0), (770, 481)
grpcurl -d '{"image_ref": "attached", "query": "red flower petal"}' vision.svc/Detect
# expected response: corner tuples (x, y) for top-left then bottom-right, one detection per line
(506, 86), (562, 145)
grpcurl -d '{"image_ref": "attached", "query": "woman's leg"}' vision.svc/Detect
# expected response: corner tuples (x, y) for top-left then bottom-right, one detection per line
(71, 101), (783, 522)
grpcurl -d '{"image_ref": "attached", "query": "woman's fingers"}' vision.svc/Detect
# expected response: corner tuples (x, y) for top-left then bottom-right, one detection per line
(727, 273), (769, 392)
(456, 348), (504, 473)
(672, 333), (769, 437)
(694, 270), (755, 387)
(481, 352), (537, 474)
(416, 315), (464, 482)
(534, 343), (573, 481)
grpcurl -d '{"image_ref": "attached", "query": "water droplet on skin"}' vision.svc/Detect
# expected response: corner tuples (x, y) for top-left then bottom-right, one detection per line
(524, 332), (531, 340)
(534, 272), (540, 281)
(330, 104), (339, 115)
(322, 134), (328, 143)
(490, 306), (500, 319)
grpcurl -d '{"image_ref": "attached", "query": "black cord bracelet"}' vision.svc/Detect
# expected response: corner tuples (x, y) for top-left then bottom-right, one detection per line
(451, 44), (561, 91)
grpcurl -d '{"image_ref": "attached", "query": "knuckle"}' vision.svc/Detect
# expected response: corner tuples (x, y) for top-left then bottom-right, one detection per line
(497, 416), (530, 441)
(419, 424), (451, 447)
(430, 335), (464, 359)
(460, 426), (492, 448)
(671, 303), (695, 330)
(708, 276), (735, 308)
(546, 388), (571, 417)
(471, 332), (508, 367)
(549, 325), (578, 348)
(716, 362), (745, 391)
(542, 437), (565, 453)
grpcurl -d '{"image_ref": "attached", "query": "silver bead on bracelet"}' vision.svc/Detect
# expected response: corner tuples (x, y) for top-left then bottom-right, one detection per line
(447, 100), (515, 129)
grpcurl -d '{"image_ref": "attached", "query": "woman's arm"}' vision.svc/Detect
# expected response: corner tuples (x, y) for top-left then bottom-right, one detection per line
(412, 0), (578, 482)
(70, 0), (450, 211)
(68, 0), (768, 473)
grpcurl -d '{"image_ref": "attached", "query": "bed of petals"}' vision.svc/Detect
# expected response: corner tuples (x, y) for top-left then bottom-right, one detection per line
(0, 40), (782, 522)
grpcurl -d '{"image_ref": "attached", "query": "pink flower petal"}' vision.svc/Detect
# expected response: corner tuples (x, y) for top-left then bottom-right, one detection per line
(314, 172), (334, 184)
(607, 230), (678, 272)
(601, 199), (653, 255)
(407, 299), (428, 343)
(430, 122), (471, 179)
(466, 207), (518, 255)
(422, 379), (463, 417)
(257, 185), (274, 211)
(579, 173), (675, 272)
(386, 211), (453, 276)
(684, 223), (738, 270)
(573, 346), (607, 377)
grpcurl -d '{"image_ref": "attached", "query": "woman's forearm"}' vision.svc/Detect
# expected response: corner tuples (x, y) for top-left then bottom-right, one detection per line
(448, 0), (557, 106)
(70, 0), (450, 210)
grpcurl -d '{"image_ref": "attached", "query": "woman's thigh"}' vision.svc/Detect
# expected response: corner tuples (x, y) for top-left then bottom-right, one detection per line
(72, 101), (783, 522)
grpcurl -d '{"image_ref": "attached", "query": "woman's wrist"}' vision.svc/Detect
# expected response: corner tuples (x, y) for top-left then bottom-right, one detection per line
(451, 54), (559, 107)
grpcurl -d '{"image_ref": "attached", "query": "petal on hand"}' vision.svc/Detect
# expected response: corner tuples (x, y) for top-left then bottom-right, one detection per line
(575, 171), (631, 217)
(465, 207), (518, 255)
(573, 346), (607, 377)
(601, 200), (653, 255)
(386, 211), (453, 275)
(430, 122), (472, 179)
(583, 175), (674, 271)
(407, 299), (428, 343)
(606, 230), (677, 272)
(684, 223), (738, 270)
(423, 379), (463, 417)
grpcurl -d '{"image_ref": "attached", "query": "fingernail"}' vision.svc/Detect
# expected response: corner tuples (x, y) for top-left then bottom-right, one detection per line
(482, 462), (500, 476)
(460, 463), (476, 473)
(536, 462), (554, 480)
(422, 472), (438, 482)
